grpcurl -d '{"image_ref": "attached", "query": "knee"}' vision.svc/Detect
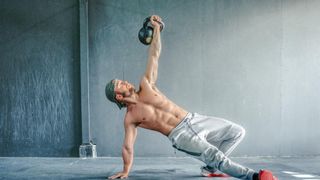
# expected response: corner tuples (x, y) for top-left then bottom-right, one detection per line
(235, 125), (246, 139)
(240, 126), (246, 137)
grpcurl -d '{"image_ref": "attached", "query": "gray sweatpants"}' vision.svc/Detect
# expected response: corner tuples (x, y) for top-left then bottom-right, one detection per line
(168, 112), (256, 180)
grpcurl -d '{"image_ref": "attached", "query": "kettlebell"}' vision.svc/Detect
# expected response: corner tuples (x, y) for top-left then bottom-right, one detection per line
(138, 16), (164, 45)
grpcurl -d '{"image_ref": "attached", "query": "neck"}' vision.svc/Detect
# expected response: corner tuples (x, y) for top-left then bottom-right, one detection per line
(123, 92), (139, 107)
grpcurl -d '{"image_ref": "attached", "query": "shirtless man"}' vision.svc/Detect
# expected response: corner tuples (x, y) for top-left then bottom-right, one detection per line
(105, 15), (277, 180)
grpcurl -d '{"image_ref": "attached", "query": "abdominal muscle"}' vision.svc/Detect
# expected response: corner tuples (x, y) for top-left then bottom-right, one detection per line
(127, 77), (189, 136)
(129, 93), (188, 136)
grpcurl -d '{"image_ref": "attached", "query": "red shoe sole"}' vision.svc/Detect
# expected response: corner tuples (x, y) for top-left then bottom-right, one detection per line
(205, 173), (230, 177)
(259, 170), (278, 180)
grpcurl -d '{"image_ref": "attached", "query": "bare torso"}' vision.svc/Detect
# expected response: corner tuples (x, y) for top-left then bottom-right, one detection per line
(126, 77), (188, 136)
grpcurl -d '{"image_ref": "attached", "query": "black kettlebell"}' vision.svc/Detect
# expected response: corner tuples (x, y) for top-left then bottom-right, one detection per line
(138, 16), (164, 45)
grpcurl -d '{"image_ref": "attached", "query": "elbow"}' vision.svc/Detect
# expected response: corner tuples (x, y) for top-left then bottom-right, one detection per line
(150, 51), (160, 59)
(123, 146), (134, 154)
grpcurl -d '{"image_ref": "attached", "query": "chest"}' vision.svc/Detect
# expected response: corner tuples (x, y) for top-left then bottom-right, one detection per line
(138, 85), (167, 107)
(128, 103), (155, 126)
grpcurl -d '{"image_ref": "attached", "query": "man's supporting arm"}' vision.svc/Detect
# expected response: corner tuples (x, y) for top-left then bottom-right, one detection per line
(108, 115), (137, 179)
(144, 15), (162, 85)
(122, 120), (137, 174)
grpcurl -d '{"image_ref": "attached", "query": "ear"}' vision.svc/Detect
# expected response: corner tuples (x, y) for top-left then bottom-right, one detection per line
(115, 94), (123, 101)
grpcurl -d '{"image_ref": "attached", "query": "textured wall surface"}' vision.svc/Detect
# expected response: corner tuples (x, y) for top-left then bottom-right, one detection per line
(1, 0), (319, 158)
(0, 0), (81, 156)
(89, 0), (320, 157)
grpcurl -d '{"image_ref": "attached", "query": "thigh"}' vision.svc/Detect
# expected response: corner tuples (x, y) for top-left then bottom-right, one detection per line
(191, 113), (235, 142)
(172, 129), (222, 165)
(172, 130), (206, 157)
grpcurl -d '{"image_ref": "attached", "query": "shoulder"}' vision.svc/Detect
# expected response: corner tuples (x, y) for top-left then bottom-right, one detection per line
(140, 76), (155, 89)
(124, 112), (138, 127)
(140, 76), (149, 86)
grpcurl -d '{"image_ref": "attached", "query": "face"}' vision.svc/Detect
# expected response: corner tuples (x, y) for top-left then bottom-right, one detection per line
(114, 79), (135, 101)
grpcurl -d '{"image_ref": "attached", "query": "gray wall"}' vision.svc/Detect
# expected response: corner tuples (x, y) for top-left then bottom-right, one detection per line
(0, 0), (81, 156)
(1, 0), (319, 158)
(90, 0), (320, 157)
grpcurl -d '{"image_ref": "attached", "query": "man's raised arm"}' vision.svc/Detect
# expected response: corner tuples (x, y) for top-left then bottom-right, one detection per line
(144, 15), (162, 85)
(108, 115), (137, 179)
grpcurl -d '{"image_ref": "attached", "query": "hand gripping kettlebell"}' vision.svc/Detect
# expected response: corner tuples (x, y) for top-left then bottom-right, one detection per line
(138, 16), (164, 45)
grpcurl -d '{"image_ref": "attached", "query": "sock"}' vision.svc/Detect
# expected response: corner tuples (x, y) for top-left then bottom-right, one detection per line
(205, 165), (215, 172)
(252, 172), (259, 180)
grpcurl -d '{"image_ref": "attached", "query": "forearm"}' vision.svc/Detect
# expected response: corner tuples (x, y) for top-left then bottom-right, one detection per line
(149, 26), (161, 58)
(144, 15), (162, 84)
(122, 147), (134, 173)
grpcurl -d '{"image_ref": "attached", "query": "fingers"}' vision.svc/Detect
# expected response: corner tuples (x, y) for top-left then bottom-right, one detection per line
(108, 173), (128, 179)
(151, 15), (162, 23)
(120, 175), (128, 179)
(108, 173), (121, 179)
(108, 175), (117, 179)
(150, 15), (163, 29)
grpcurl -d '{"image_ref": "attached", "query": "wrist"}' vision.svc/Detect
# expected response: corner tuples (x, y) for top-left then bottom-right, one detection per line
(123, 169), (130, 174)
(152, 24), (160, 29)
(123, 166), (131, 173)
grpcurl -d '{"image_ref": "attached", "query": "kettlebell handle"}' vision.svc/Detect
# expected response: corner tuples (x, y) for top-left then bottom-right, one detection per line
(138, 16), (165, 45)
(143, 16), (164, 32)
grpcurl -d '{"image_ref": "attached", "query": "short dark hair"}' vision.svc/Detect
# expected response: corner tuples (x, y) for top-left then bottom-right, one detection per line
(105, 79), (126, 109)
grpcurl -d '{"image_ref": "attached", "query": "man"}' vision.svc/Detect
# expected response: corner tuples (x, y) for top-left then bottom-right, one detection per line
(106, 15), (277, 180)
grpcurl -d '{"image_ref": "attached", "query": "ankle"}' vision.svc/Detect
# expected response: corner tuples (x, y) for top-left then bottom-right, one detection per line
(253, 172), (259, 180)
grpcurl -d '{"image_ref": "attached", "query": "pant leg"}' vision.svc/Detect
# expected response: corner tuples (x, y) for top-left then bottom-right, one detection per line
(191, 113), (246, 156)
(218, 124), (246, 156)
(203, 123), (246, 174)
(171, 119), (256, 180)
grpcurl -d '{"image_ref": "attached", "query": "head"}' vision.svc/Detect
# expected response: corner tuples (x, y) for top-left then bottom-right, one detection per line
(105, 79), (136, 109)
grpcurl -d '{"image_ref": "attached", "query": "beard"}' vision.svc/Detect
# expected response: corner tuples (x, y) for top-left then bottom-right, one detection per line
(129, 86), (135, 93)
(123, 87), (135, 97)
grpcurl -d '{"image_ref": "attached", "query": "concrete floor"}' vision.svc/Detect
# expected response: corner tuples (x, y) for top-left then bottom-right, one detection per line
(0, 156), (319, 180)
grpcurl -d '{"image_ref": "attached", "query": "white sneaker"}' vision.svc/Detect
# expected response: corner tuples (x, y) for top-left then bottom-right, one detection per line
(200, 166), (229, 177)
(200, 166), (217, 177)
